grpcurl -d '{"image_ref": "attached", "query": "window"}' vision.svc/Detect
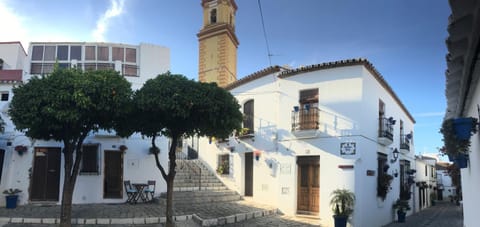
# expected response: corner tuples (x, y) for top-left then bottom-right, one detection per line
(210, 9), (217, 24)
(125, 48), (136, 63)
(85, 46), (96, 60)
(70, 46), (82, 60)
(30, 63), (42, 74)
(243, 100), (254, 134)
(97, 46), (109, 61)
(1, 92), (8, 101)
(44, 46), (56, 61)
(0, 58), (3, 70)
(57, 45), (68, 60)
(217, 154), (229, 175)
(112, 47), (124, 61)
(32, 46), (44, 61)
(425, 165), (428, 176)
(80, 144), (99, 174)
(123, 64), (138, 76)
(298, 89), (319, 130)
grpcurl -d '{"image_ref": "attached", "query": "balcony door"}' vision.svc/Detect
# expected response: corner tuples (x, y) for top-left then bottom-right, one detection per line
(299, 89), (318, 130)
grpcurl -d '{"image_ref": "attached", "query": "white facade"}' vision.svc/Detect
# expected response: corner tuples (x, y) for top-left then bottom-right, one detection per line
(194, 59), (416, 227)
(0, 42), (171, 205)
(444, 1), (480, 227)
(413, 156), (436, 212)
(436, 162), (456, 201)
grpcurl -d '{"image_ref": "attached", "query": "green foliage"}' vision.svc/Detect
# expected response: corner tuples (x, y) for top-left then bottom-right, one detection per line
(3, 188), (21, 195)
(330, 189), (355, 217)
(10, 68), (133, 141)
(119, 72), (243, 139)
(377, 173), (393, 201)
(440, 118), (477, 156)
(393, 199), (411, 212)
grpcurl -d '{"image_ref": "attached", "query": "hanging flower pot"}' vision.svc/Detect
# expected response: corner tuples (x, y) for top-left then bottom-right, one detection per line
(253, 150), (261, 161)
(453, 117), (478, 140)
(14, 145), (28, 156)
(293, 106), (299, 112)
(119, 145), (128, 152)
(454, 153), (468, 169)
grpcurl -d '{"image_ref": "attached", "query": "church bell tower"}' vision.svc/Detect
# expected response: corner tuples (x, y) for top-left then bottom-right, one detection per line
(198, 0), (239, 87)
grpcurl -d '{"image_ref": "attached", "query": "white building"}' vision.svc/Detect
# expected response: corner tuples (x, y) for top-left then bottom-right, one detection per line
(413, 155), (436, 212)
(435, 162), (456, 201)
(0, 42), (171, 205)
(193, 59), (416, 227)
(444, 1), (480, 226)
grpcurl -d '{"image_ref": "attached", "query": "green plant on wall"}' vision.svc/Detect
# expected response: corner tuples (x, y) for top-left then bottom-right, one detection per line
(440, 118), (478, 157)
(377, 173), (394, 201)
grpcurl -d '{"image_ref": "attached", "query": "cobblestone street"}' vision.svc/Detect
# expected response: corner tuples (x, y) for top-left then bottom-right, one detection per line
(383, 201), (463, 227)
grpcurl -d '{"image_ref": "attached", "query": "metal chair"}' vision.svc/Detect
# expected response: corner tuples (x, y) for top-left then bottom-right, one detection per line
(143, 180), (156, 201)
(124, 180), (138, 204)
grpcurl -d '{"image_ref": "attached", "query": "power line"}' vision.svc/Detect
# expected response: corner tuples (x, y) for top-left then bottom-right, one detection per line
(257, 0), (272, 66)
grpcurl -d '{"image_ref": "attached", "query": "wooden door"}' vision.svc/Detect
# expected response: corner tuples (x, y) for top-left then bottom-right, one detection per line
(244, 152), (253, 196)
(104, 150), (123, 198)
(30, 147), (61, 201)
(297, 156), (320, 214)
(0, 149), (5, 183)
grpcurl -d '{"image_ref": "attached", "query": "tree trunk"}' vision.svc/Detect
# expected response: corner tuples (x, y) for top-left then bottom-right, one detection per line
(164, 135), (178, 227)
(60, 179), (74, 227)
(59, 144), (75, 227)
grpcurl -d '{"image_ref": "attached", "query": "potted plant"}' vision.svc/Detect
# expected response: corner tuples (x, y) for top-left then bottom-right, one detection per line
(439, 118), (477, 168)
(14, 145), (28, 156)
(3, 188), (21, 209)
(453, 117), (478, 140)
(377, 173), (394, 201)
(393, 199), (411, 223)
(253, 150), (261, 161)
(119, 145), (128, 152)
(330, 189), (355, 227)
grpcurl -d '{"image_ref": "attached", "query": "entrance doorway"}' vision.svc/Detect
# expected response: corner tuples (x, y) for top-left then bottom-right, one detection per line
(297, 156), (320, 214)
(104, 150), (123, 198)
(30, 147), (61, 201)
(244, 152), (253, 196)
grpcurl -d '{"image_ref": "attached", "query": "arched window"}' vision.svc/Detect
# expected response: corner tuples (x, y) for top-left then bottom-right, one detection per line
(243, 100), (254, 134)
(210, 9), (217, 24)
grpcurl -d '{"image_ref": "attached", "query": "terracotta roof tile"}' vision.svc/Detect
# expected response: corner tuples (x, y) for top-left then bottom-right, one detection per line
(224, 65), (283, 90)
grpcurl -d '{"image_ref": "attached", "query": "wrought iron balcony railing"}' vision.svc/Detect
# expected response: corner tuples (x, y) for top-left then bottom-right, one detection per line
(378, 117), (394, 140)
(291, 107), (319, 131)
(400, 134), (410, 151)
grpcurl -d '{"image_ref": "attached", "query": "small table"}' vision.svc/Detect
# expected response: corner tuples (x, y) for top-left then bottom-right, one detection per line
(132, 183), (148, 203)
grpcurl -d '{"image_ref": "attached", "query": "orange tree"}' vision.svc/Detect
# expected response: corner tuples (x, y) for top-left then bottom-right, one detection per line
(9, 68), (132, 227)
(117, 72), (242, 227)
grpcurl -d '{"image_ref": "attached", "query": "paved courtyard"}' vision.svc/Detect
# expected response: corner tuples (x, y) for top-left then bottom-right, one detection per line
(0, 200), (462, 226)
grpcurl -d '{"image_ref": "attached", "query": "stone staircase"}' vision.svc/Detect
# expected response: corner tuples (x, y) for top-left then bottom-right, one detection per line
(159, 159), (242, 206)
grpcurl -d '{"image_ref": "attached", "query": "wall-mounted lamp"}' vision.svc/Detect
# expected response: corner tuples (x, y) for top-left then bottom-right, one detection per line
(390, 148), (399, 163)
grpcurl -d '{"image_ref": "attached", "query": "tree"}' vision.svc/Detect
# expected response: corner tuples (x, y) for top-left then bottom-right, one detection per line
(119, 72), (242, 227)
(9, 67), (132, 227)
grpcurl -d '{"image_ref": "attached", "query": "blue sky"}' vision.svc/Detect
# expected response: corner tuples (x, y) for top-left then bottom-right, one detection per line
(0, 0), (450, 157)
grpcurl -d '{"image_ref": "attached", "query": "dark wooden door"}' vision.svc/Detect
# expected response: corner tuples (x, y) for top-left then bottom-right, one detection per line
(0, 149), (5, 183)
(30, 147), (61, 201)
(244, 152), (253, 196)
(297, 156), (320, 214)
(104, 150), (123, 198)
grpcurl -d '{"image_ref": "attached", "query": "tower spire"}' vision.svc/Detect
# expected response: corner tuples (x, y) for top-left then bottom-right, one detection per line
(198, 0), (239, 87)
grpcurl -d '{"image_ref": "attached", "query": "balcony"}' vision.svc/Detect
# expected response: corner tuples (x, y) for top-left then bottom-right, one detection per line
(400, 134), (411, 152)
(378, 117), (394, 146)
(291, 107), (319, 137)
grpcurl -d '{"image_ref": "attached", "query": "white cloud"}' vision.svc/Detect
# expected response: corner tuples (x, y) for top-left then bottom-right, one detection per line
(413, 112), (445, 118)
(92, 0), (126, 42)
(0, 0), (29, 47)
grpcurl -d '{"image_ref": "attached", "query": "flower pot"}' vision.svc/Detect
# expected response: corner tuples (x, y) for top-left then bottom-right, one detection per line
(293, 106), (299, 112)
(454, 153), (468, 168)
(397, 210), (406, 223)
(5, 195), (18, 209)
(255, 155), (260, 161)
(333, 215), (348, 227)
(453, 118), (475, 140)
(305, 104), (310, 111)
